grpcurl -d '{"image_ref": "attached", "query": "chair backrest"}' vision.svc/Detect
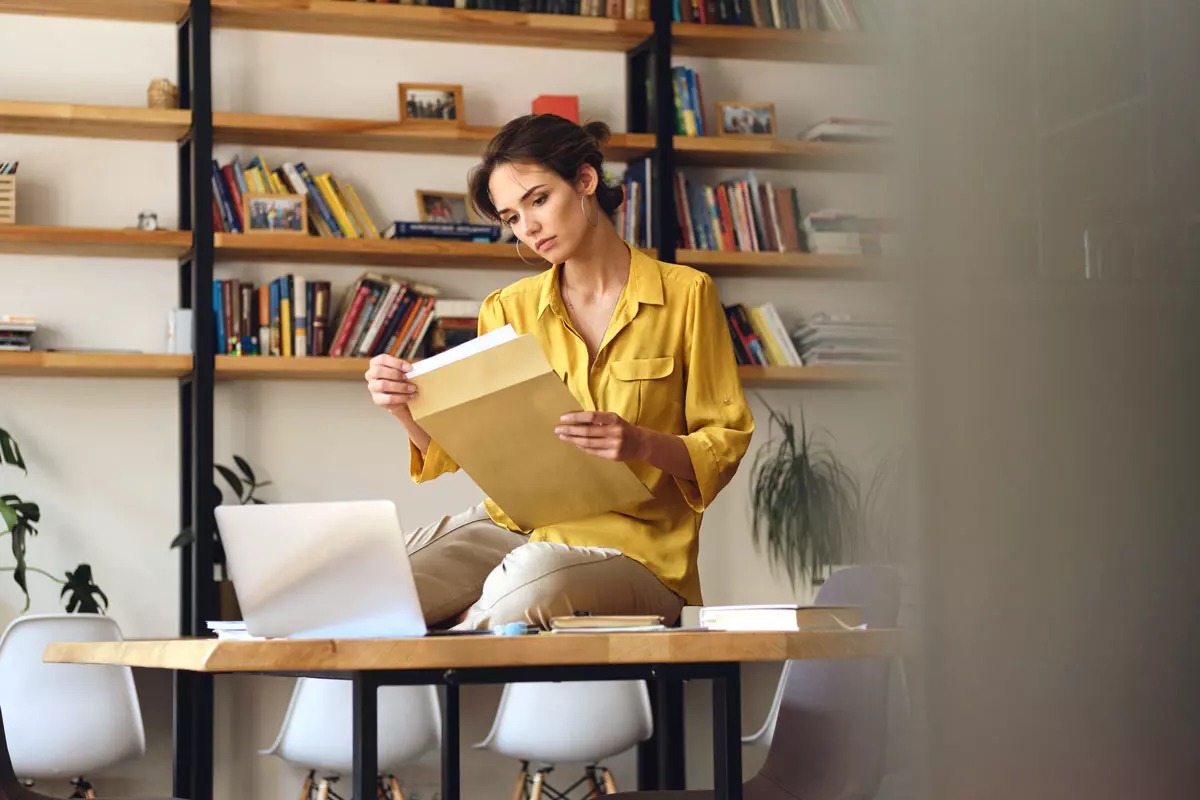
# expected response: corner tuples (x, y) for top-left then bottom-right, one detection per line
(754, 565), (901, 800)
(0, 614), (146, 780)
(477, 680), (652, 764)
(263, 678), (440, 776)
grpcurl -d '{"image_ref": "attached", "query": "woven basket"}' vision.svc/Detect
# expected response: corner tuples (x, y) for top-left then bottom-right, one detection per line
(147, 78), (180, 110)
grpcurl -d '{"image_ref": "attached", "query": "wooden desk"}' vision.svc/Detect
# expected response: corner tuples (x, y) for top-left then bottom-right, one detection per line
(45, 629), (901, 800)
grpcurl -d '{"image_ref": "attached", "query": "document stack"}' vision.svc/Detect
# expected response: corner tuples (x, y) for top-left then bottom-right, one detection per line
(792, 312), (903, 367)
(0, 316), (36, 351)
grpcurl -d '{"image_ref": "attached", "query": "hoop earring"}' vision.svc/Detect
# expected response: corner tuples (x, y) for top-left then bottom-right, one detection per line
(580, 194), (598, 228)
(515, 239), (534, 265)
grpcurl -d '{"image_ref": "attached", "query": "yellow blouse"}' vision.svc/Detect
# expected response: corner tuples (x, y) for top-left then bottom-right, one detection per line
(409, 246), (755, 605)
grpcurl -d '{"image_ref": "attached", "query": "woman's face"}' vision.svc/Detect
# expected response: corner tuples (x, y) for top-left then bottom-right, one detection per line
(489, 160), (595, 262)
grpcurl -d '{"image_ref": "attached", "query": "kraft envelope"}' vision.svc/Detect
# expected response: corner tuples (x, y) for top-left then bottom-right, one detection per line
(406, 331), (653, 529)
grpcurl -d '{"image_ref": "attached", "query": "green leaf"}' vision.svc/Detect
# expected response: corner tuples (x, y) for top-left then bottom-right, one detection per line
(232, 455), (256, 485)
(251, 498), (266, 505)
(170, 526), (195, 549)
(0, 428), (26, 473)
(61, 564), (108, 614)
(215, 465), (244, 502)
(0, 499), (15, 533)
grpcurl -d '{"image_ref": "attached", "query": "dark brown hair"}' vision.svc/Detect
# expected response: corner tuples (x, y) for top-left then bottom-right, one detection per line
(468, 114), (624, 223)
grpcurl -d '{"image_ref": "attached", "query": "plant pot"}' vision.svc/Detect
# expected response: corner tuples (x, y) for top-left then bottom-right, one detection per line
(217, 579), (242, 622)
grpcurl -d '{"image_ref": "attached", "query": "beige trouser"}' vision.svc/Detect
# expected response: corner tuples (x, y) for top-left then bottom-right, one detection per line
(404, 503), (685, 630)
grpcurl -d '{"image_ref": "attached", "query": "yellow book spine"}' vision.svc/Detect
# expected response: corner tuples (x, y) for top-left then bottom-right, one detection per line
(268, 170), (286, 194)
(280, 296), (292, 357)
(317, 173), (359, 239)
(340, 181), (380, 239)
(748, 306), (787, 366)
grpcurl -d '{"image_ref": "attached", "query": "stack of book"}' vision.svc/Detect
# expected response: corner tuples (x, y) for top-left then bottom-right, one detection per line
(0, 161), (17, 175)
(616, 156), (653, 248)
(672, 66), (707, 136)
(429, 299), (482, 355)
(0, 315), (35, 351)
(383, 220), (504, 243)
(676, 171), (806, 254)
(672, 0), (888, 30)
(212, 154), (380, 239)
(803, 210), (895, 256)
(791, 312), (902, 367)
(723, 302), (802, 367)
(799, 116), (893, 144)
(211, 272), (444, 360)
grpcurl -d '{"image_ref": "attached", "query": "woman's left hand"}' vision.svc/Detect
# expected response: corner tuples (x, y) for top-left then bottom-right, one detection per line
(555, 411), (647, 462)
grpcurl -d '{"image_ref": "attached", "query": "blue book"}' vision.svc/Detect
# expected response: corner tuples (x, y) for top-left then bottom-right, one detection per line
(212, 280), (225, 355)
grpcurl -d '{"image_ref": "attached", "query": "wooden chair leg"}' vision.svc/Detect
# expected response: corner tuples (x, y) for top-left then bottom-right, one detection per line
(511, 761), (529, 800)
(602, 768), (617, 795)
(315, 778), (331, 800)
(585, 766), (602, 799)
(389, 775), (405, 800)
(299, 771), (315, 800)
(529, 771), (546, 800)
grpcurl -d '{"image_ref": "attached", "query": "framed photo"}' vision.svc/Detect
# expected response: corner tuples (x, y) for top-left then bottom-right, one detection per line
(243, 193), (307, 234)
(398, 83), (464, 128)
(716, 102), (777, 138)
(416, 190), (474, 224)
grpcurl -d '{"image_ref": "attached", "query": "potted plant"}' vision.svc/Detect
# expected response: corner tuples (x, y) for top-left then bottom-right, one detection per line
(748, 399), (861, 590)
(170, 455), (269, 620)
(1, 427), (108, 614)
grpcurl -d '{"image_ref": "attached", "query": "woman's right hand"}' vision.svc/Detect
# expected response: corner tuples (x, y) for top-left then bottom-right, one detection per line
(365, 354), (418, 417)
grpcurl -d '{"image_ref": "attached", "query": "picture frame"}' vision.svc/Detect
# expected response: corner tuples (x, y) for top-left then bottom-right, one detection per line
(416, 190), (475, 224)
(716, 102), (777, 138)
(243, 192), (307, 234)
(398, 83), (465, 128)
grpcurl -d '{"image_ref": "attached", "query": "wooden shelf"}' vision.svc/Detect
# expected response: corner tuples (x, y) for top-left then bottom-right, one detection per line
(211, 356), (886, 388)
(673, 22), (876, 64)
(215, 355), (366, 381)
(212, 112), (655, 160)
(680, 249), (881, 278)
(214, 233), (544, 270)
(0, 351), (191, 379)
(212, 0), (653, 51)
(0, 225), (192, 259)
(674, 136), (884, 172)
(0, 0), (188, 24)
(0, 100), (190, 142)
(738, 364), (893, 388)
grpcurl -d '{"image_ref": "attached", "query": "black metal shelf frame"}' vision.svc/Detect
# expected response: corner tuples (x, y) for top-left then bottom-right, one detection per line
(167, 2), (687, 799)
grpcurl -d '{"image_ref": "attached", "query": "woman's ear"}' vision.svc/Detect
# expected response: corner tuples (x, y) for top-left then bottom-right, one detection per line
(575, 163), (599, 197)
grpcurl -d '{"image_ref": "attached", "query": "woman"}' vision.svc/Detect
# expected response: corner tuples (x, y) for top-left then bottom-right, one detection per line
(364, 114), (754, 630)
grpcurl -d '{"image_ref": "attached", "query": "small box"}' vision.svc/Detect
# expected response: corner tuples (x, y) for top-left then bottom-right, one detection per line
(532, 95), (580, 123)
(0, 176), (15, 225)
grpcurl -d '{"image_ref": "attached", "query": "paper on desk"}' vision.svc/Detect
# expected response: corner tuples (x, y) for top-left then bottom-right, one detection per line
(407, 326), (653, 529)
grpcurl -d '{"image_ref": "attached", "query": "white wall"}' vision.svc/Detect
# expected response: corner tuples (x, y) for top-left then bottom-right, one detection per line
(0, 13), (902, 800)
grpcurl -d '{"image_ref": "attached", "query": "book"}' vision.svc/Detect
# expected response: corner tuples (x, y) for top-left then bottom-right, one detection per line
(406, 325), (653, 529)
(548, 614), (665, 631)
(698, 604), (865, 632)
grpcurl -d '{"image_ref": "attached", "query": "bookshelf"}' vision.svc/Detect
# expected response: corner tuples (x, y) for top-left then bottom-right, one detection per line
(210, 0), (654, 50)
(672, 22), (877, 63)
(0, 225), (192, 259)
(0, 351), (190, 378)
(213, 113), (656, 161)
(0, 3), (886, 798)
(680, 249), (881, 278)
(0, 100), (191, 141)
(0, 0), (188, 24)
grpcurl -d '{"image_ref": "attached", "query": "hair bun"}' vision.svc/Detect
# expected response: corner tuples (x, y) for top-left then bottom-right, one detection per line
(582, 120), (612, 147)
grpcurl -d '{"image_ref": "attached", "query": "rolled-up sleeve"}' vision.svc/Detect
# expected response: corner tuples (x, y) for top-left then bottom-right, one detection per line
(408, 289), (508, 484)
(675, 275), (755, 512)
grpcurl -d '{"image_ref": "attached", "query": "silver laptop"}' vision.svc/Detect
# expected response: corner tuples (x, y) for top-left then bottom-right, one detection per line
(215, 500), (427, 639)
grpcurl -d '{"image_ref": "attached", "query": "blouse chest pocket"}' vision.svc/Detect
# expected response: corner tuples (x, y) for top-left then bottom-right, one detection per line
(609, 356), (682, 432)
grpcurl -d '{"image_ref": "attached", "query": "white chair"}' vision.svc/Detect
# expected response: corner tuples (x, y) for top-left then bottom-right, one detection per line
(474, 680), (653, 799)
(0, 614), (146, 797)
(741, 662), (791, 750)
(261, 677), (441, 800)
